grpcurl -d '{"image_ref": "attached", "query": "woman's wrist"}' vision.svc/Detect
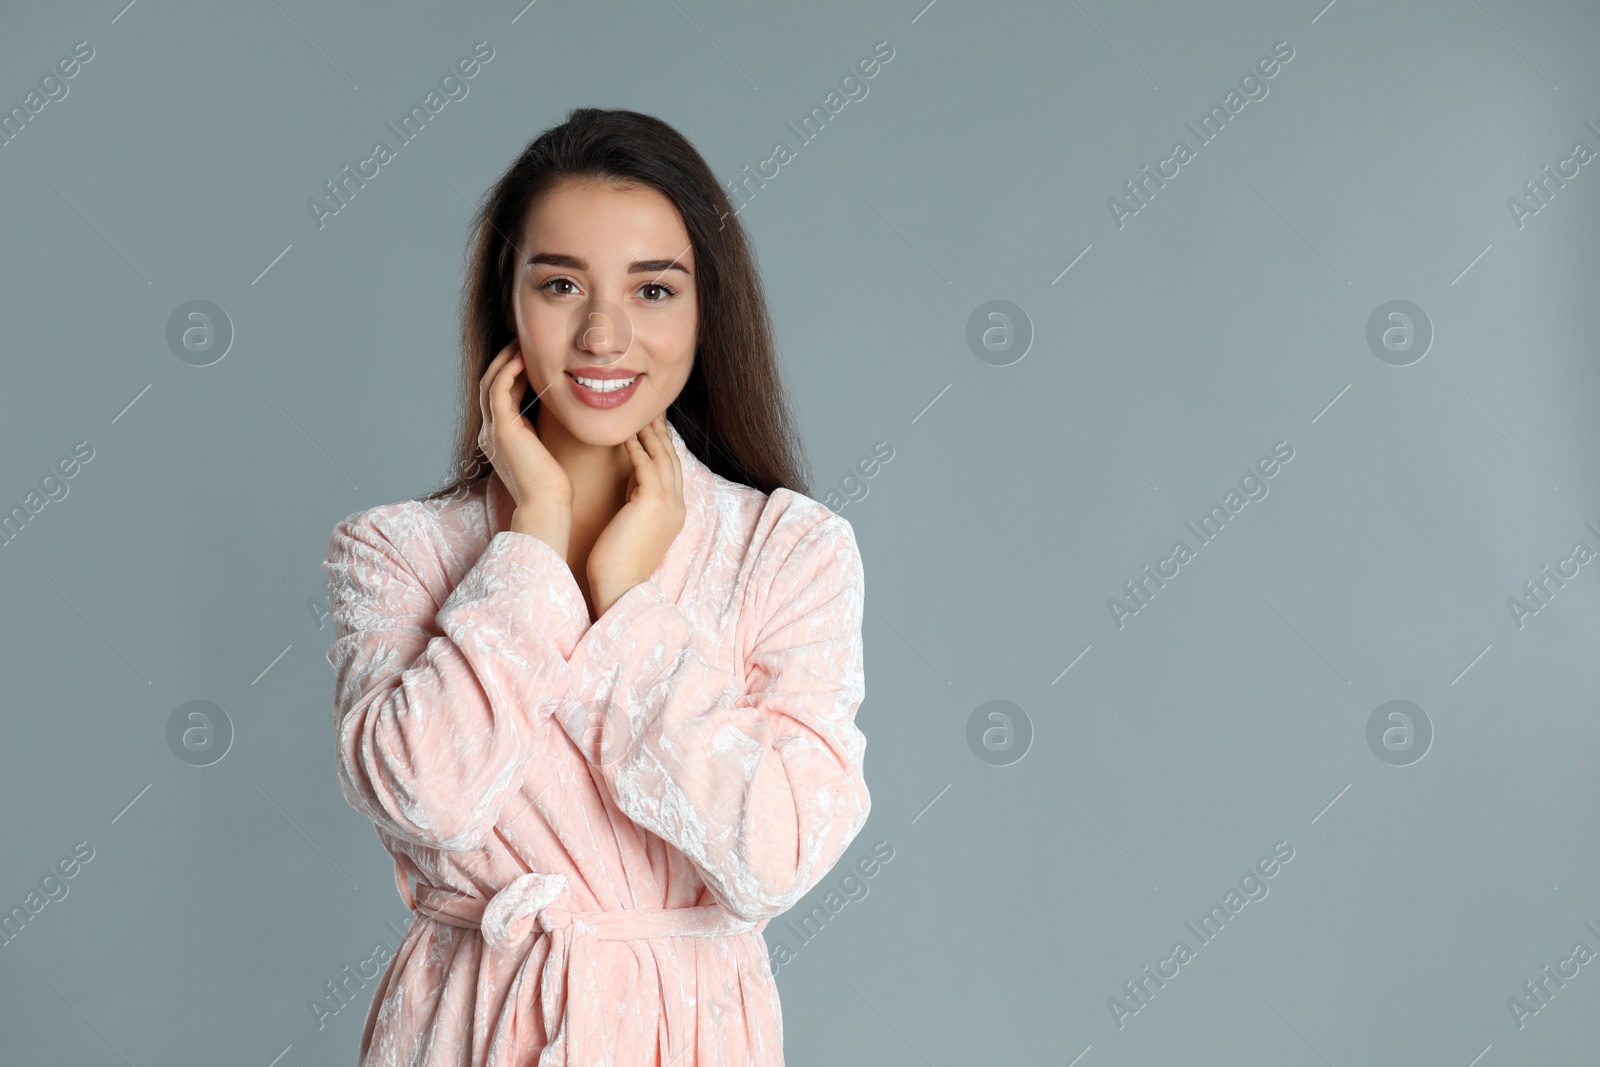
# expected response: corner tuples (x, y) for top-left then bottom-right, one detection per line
(511, 501), (572, 560)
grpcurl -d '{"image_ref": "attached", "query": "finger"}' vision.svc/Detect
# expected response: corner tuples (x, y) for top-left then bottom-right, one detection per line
(656, 417), (682, 502)
(620, 436), (653, 496)
(637, 419), (672, 490)
(656, 416), (682, 501)
(483, 355), (512, 442)
(625, 431), (663, 496)
(479, 341), (519, 432)
(479, 352), (518, 453)
(633, 418), (661, 461)
(486, 356), (526, 448)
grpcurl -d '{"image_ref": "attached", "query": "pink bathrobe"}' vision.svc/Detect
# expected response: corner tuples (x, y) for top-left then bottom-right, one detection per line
(321, 420), (870, 1066)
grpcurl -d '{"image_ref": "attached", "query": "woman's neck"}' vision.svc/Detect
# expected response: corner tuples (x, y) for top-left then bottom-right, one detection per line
(535, 411), (635, 519)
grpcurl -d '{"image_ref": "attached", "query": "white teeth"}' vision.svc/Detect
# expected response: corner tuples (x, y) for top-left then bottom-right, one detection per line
(572, 374), (639, 393)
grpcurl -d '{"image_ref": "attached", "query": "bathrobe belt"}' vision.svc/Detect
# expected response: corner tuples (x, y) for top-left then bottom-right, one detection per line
(391, 856), (766, 1062)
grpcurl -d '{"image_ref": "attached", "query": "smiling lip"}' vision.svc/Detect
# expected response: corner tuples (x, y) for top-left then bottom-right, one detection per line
(566, 368), (642, 409)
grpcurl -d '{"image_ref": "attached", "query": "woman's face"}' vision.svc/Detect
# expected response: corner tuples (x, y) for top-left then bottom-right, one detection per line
(510, 177), (699, 447)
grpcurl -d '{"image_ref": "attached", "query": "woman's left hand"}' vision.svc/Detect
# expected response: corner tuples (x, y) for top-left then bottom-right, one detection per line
(588, 414), (686, 617)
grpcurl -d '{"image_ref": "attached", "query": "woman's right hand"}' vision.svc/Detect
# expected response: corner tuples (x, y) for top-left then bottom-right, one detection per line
(478, 341), (573, 534)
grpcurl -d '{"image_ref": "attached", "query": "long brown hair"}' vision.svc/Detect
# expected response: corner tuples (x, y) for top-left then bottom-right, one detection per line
(421, 107), (811, 504)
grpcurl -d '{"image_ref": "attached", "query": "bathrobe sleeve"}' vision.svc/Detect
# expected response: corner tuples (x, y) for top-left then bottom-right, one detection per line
(569, 506), (871, 923)
(322, 504), (589, 852)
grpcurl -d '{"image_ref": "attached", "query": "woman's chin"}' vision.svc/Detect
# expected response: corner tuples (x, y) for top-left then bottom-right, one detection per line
(552, 406), (653, 448)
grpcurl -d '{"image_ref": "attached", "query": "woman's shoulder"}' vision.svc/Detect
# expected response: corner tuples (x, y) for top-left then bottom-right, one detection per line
(702, 470), (859, 573)
(331, 480), (485, 534)
(324, 482), (490, 577)
(699, 478), (862, 630)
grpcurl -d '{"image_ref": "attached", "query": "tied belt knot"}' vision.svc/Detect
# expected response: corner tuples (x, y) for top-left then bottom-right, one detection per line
(390, 859), (765, 1064)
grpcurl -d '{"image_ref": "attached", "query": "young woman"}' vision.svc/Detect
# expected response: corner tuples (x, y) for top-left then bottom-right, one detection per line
(320, 107), (870, 1066)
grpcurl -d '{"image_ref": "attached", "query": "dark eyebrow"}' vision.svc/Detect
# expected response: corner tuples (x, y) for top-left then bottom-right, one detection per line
(527, 252), (692, 275)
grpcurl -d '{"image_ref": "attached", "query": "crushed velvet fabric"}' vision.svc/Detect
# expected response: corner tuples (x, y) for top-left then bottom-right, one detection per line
(321, 419), (870, 1066)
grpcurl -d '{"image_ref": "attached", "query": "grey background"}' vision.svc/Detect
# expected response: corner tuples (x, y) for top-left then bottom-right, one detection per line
(1, 0), (1597, 1063)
